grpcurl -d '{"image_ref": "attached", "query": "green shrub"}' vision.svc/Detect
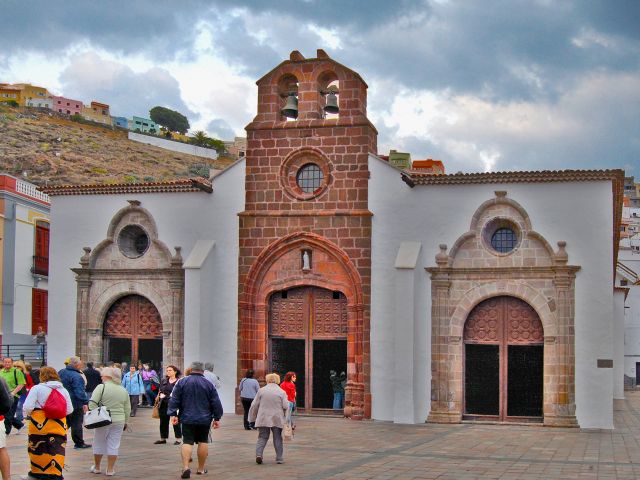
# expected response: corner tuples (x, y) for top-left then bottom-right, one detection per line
(123, 174), (138, 183)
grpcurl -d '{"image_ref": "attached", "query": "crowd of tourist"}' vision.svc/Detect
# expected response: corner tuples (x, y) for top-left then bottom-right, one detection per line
(0, 355), (299, 479)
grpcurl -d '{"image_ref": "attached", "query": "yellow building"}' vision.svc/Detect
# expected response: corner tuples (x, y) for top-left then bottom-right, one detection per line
(82, 101), (111, 125)
(0, 84), (22, 105)
(12, 83), (52, 108)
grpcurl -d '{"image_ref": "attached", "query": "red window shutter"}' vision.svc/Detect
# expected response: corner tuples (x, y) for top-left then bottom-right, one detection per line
(35, 225), (50, 276)
(32, 289), (48, 334)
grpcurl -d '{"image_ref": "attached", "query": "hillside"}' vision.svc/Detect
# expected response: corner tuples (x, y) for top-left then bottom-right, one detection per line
(0, 105), (236, 186)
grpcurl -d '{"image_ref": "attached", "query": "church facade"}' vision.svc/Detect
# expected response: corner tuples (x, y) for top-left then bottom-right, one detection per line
(44, 50), (623, 429)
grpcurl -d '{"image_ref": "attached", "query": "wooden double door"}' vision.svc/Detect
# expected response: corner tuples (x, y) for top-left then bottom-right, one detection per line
(103, 295), (163, 371)
(464, 296), (544, 421)
(269, 287), (347, 411)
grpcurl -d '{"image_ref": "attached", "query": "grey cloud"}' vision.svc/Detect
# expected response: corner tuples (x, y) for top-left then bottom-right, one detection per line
(58, 52), (194, 121)
(206, 119), (235, 140)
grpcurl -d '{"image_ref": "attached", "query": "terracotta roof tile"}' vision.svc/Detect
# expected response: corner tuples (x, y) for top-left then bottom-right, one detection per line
(40, 177), (213, 196)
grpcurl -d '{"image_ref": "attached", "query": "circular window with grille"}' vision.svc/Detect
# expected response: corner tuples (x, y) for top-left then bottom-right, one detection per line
(118, 225), (150, 258)
(482, 218), (521, 255)
(296, 163), (324, 193)
(280, 149), (331, 200)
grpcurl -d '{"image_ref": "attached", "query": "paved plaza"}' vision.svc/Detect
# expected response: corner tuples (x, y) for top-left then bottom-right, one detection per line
(6, 391), (640, 480)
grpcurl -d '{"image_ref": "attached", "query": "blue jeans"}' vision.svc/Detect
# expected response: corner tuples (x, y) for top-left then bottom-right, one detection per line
(286, 401), (295, 427)
(333, 392), (344, 410)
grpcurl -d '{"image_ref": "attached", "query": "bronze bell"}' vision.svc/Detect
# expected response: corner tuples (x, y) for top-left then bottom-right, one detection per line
(323, 91), (339, 115)
(281, 94), (298, 119)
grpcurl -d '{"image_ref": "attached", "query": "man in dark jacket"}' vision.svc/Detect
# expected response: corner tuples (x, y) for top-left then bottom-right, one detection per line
(59, 356), (90, 449)
(83, 362), (102, 394)
(168, 361), (223, 479)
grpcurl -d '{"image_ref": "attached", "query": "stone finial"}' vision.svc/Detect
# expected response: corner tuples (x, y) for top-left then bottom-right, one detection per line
(290, 50), (305, 61)
(495, 191), (507, 198)
(555, 241), (568, 265)
(80, 247), (92, 267)
(127, 200), (141, 207)
(317, 49), (329, 59)
(436, 244), (449, 267)
(171, 246), (183, 266)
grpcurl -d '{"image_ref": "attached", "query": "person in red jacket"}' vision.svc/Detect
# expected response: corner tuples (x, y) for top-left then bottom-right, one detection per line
(279, 372), (297, 430)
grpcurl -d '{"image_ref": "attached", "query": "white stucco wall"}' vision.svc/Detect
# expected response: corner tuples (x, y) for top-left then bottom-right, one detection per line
(620, 248), (640, 380)
(48, 161), (244, 412)
(369, 156), (615, 428)
(128, 132), (219, 160)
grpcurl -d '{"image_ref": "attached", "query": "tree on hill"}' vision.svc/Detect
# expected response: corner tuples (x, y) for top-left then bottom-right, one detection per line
(190, 130), (227, 154)
(149, 106), (190, 134)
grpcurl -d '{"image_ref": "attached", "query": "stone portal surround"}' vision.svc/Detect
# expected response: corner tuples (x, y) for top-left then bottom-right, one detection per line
(427, 192), (580, 427)
(73, 201), (185, 369)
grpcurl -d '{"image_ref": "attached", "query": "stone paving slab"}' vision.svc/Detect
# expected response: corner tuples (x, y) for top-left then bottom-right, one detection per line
(6, 391), (640, 479)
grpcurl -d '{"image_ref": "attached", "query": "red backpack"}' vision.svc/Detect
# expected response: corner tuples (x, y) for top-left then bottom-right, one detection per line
(43, 387), (67, 419)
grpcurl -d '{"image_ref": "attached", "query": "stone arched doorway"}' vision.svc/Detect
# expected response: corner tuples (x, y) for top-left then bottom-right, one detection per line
(269, 286), (347, 411)
(463, 296), (544, 421)
(103, 295), (163, 371)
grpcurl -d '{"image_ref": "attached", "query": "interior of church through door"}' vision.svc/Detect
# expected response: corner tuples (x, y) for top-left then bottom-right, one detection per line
(269, 286), (348, 412)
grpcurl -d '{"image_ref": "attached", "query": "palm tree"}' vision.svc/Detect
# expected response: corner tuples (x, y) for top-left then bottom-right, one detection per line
(191, 130), (209, 147)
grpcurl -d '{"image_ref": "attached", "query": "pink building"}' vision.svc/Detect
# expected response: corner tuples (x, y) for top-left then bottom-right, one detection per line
(52, 95), (83, 115)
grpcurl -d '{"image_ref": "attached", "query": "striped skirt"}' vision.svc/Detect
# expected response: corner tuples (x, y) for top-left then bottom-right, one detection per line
(27, 409), (67, 479)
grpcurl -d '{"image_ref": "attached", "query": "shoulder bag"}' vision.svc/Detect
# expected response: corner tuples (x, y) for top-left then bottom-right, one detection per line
(84, 384), (112, 429)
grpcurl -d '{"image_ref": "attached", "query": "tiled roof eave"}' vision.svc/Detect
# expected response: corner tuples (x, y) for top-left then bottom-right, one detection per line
(40, 177), (213, 196)
(402, 169), (624, 186)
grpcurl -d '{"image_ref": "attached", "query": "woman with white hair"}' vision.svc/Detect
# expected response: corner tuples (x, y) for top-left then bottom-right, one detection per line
(89, 367), (130, 476)
(248, 373), (289, 465)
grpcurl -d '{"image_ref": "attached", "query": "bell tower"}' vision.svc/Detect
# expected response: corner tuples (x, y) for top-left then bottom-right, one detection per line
(238, 49), (377, 419)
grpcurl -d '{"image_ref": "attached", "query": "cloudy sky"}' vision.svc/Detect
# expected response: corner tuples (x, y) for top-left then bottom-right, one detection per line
(1, 0), (638, 174)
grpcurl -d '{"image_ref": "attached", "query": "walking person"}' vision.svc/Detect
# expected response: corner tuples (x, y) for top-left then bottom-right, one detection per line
(168, 361), (223, 479)
(238, 369), (259, 430)
(122, 365), (144, 417)
(154, 365), (182, 445)
(58, 356), (90, 449)
(0, 376), (13, 479)
(280, 371), (297, 430)
(84, 362), (102, 395)
(0, 357), (26, 434)
(141, 363), (159, 407)
(12, 360), (33, 428)
(203, 363), (221, 391)
(248, 373), (289, 465)
(22, 366), (74, 479)
(89, 367), (130, 476)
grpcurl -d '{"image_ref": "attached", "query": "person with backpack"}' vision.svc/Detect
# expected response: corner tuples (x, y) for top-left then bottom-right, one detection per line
(0, 357), (25, 434)
(21, 366), (73, 479)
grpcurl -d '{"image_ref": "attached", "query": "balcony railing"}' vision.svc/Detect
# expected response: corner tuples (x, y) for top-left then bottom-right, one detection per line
(32, 255), (49, 276)
(0, 344), (47, 366)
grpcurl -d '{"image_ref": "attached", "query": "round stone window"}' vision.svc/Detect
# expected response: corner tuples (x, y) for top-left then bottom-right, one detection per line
(482, 218), (521, 255)
(118, 225), (150, 258)
(296, 163), (324, 193)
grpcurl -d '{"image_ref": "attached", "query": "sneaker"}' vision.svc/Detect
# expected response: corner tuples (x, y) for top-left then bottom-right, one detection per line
(255, 456), (262, 465)
(276, 459), (284, 464)
(174, 440), (182, 445)
(154, 439), (166, 444)
(181, 469), (191, 479)
(90, 465), (101, 474)
(74, 444), (92, 450)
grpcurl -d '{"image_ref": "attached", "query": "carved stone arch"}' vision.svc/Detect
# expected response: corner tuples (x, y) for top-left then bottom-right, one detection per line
(89, 201), (173, 269)
(239, 231), (367, 418)
(450, 281), (557, 338)
(469, 192), (533, 232)
(88, 281), (172, 334)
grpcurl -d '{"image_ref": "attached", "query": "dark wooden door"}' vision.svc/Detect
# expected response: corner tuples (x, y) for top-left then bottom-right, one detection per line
(103, 295), (162, 366)
(463, 296), (544, 421)
(269, 287), (347, 410)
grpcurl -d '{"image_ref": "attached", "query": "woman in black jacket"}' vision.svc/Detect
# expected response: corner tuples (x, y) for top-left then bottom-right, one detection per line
(154, 365), (182, 445)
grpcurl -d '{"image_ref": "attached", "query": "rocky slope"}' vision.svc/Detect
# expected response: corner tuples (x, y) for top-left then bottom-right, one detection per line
(0, 106), (235, 186)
